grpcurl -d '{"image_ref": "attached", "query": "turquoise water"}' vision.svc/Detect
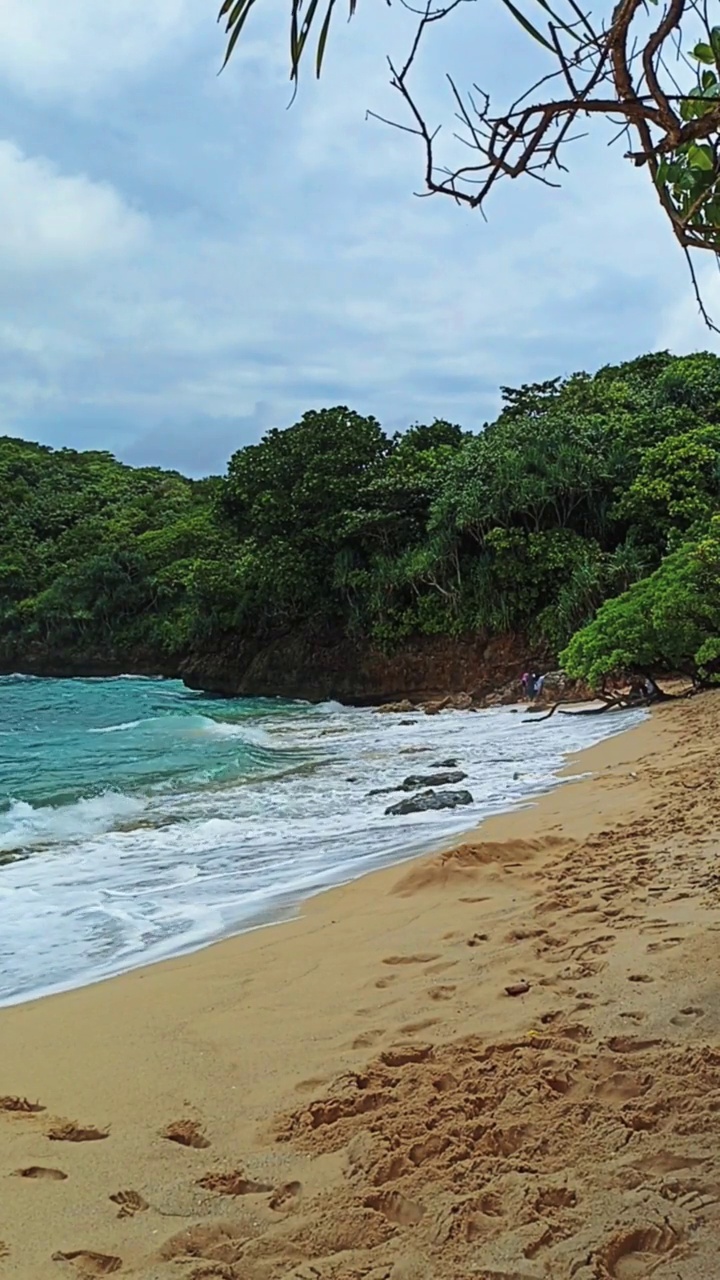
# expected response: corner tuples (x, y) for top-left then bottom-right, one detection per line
(0, 675), (644, 1006)
(1, 676), (311, 817)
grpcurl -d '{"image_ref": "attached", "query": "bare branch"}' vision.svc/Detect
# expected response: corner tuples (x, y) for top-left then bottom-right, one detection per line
(219, 0), (720, 321)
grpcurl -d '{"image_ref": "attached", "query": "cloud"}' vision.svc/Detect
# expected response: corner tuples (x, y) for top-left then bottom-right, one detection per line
(0, 0), (715, 473)
(0, 0), (203, 100)
(0, 141), (148, 270)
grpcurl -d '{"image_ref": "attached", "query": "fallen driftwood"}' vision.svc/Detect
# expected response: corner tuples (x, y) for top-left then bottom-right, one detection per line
(525, 677), (697, 724)
(559, 695), (649, 717)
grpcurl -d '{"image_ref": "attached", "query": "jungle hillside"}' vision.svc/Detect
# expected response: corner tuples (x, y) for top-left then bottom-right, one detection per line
(2, 349), (720, 699)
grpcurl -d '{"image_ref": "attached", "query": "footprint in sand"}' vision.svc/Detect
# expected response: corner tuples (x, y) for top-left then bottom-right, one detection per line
(294, 1077), (328, 1094)
(398, 1018), (440, 1035)
(47, 1123), (109, 1143)
(382, 954), (439, 966)
(506, 927), (547, 942)
(535, 1186), (577, 1211)
(634, 1150), (708, 1175)
(607, 1034), (662, 1053)
(51, 1250), (122, 1276)
(268, 1180), (302, 1210)
(598, 1224), (679, 1278)
(197, 1171), (272, 1196)
(351, 1029), (385, 1049)
(0, 1095), (45, 1114)
(0, 1242), (8, 1260)
(594, 1071), (653, 1104)
(161, 1120), (210, 1149)
(670, 1006), (705, 1026)
(365, 1190), (424, 1227)
(109, 1190), (149, 1218)
(184, 1267), (235, 1280)
(380, 1044), (434, 1067)
(14, 1166), (68, 1181)
(428, 984), (456, 1001)
(158, 1221), (245, 1263)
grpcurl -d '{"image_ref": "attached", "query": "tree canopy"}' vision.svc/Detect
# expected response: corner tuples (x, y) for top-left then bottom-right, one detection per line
(2, 350), (720, 691)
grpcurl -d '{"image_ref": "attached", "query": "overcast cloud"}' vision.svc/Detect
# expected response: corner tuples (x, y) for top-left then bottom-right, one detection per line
(0, 0), (718, 474)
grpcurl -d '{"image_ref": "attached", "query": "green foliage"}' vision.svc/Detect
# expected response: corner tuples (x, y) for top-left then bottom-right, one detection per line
(561, 517), (720, 688)
(617, 424), (720, 549)
(4, 349), (720, 681)
(0, 438), (226, 664)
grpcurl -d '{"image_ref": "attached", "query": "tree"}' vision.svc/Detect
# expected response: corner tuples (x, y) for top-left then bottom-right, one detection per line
(560, 516), (720, 688)
(218, 0), (720, 320)
(616, 424), (720, 552)
(3, 350), (720, 679)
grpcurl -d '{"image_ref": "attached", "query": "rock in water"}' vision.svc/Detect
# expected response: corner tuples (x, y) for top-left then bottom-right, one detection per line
(385, 789), (473, 816)
(431, 757), (458, 769)
(400, 770), (467, 790)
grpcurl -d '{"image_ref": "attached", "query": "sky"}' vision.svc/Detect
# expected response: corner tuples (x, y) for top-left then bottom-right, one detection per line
(1, 0), (719, 476)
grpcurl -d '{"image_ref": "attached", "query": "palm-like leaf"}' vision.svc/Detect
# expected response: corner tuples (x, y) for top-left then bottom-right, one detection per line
(217, 0), (578, 79)
(219, 0), (356, 79)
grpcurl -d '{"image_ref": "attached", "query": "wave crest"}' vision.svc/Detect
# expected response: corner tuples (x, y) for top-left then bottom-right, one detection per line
(0, 792), (145, 853)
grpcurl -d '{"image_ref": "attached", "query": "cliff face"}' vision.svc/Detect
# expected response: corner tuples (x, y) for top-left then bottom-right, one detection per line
(2, 633), (546, 704)
(0, 645), (177, 681)
(179, 632), (546, 705)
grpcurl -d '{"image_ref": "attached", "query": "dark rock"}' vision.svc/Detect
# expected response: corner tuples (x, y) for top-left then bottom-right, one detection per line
(385, 789), (473, 816)
(370, 769), (467, 798)
(432, 758), (458, 768)
(401, 770), (467, 790)
(375, 699), (416, 714)
(399, 719), (418, 726)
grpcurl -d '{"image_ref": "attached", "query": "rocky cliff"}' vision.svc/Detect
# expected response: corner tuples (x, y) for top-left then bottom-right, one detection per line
(2, 632), (552, 704)
(179, 632), (549, 705)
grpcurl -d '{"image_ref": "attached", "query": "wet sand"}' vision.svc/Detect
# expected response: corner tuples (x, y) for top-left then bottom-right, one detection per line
(2, 693), (720, 1279)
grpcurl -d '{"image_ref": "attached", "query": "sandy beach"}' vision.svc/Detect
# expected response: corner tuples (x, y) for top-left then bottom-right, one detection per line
(2, 694), (720, 1279)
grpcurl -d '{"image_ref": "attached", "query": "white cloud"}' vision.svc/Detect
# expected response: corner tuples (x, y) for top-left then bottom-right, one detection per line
(0, 142), (148, 269)
(0, 0), (202, 99)
(0, 0), (715, 473)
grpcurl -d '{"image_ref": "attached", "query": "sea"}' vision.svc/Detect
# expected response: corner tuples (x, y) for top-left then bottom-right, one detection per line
(0, 675), (644, 1007)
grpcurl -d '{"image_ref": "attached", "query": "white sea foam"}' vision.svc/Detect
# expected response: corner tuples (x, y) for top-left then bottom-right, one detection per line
(198, 718), (279, 747)
(88, 719), (145, 734)
(0, 792), (145, 852)
(0, 697), (646, 1006)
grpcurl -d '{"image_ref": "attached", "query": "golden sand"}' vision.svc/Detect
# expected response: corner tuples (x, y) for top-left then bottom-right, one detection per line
(2, 694), (720, 1278)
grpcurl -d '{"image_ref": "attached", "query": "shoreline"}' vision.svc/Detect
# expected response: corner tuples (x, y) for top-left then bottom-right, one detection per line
(2, 694), (720, 1278)
(0, 701), (643, 1011)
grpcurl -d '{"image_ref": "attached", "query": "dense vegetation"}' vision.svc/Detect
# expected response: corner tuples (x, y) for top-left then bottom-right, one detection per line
(2, 349), (720, 691)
